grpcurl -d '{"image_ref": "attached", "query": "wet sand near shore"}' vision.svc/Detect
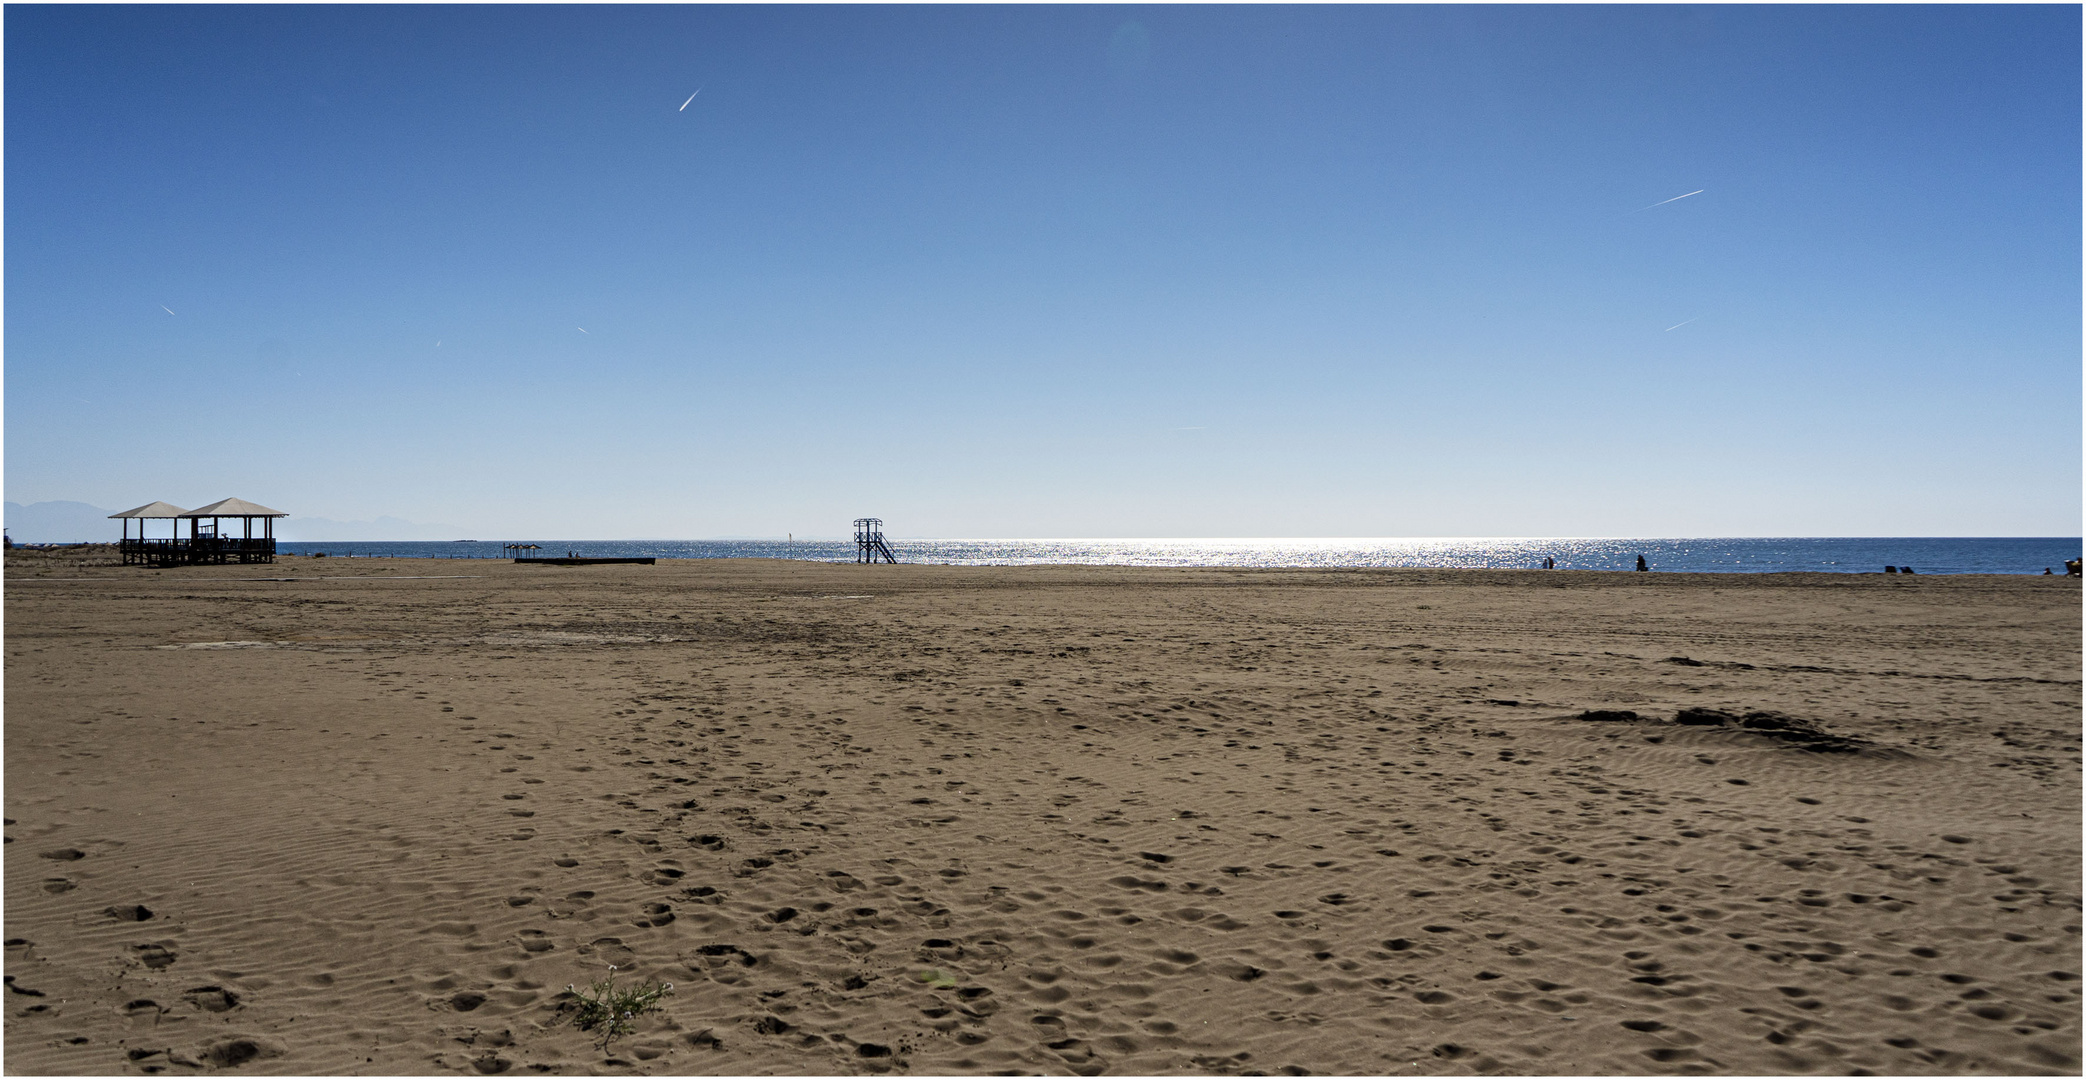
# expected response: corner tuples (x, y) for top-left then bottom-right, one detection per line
(4, 554), (2079, 1075)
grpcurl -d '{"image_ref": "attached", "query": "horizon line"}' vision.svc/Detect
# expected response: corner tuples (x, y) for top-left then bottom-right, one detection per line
(261, 534), (2084, 542)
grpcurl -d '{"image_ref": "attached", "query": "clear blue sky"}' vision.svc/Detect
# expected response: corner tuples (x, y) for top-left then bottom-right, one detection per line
(7, 5), (2078, 539)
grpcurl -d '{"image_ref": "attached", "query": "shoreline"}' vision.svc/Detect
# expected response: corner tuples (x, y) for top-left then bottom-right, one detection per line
(6, 534), (2054, 574)
(7, 544), (2080, 579)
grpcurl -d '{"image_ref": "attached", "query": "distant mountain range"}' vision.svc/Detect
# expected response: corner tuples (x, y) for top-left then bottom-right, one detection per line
(275, 515), (466, 542)
(4, 501), (462, 543)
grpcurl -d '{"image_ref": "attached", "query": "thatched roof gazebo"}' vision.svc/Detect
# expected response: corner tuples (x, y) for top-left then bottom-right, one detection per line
(110, 501), (190, 565)
(175, 498), (286, 564)
(110, 497), (287, 566)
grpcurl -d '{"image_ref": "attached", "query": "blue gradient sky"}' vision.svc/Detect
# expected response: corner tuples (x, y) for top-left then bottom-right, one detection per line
(7, 5), (2078, 538)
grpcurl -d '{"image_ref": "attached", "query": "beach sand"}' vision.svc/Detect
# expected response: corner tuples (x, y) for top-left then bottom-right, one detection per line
(4, 554), (2078, 1075)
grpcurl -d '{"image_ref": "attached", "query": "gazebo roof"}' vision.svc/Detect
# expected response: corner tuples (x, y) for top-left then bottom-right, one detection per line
(179, 497), (287, 518)
(109, 501), (191, 519)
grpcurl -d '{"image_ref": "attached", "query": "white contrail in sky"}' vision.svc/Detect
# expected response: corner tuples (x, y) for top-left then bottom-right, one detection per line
(1640, 189), (1704, 211)
(160, 305), (175, 315)
(679, 88), (701, 111)
(1665, 319), (1695, 332)
(577, 327), (589, 334)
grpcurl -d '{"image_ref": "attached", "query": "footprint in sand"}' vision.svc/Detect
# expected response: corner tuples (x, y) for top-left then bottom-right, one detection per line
(516, 930), (554, 953)
(691, 943), (756, 968)
(580, 937), (637, 966)
(182, 986), (240, 1012)
(201, 1036), (283, 1068)
(132, 943), (177, 970)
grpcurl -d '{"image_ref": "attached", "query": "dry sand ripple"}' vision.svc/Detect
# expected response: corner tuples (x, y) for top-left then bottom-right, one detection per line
(4, 557), (2078, 1074)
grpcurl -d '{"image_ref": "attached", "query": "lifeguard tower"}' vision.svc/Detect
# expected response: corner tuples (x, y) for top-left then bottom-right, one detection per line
(854, 518), (897, 564)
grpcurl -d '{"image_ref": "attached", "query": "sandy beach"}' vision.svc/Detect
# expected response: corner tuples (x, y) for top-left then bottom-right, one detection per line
(4, 552), (2078, 1075)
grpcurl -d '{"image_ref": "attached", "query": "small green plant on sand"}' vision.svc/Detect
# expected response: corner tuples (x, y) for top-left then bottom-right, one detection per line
(567, 965), (673, 1047)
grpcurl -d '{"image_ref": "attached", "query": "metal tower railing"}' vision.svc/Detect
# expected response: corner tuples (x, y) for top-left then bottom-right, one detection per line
(853, 518), (897, 564)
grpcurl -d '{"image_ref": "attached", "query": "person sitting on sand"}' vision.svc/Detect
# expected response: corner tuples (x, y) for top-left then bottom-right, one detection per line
(1635, 555), (1648, 572)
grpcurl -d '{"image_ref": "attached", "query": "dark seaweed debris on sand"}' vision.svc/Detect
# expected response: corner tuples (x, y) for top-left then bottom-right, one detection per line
(1579, 707), (1880, 753)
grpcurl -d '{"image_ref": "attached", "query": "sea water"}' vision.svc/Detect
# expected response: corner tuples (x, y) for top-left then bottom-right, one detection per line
(275, 537), (2081, 575)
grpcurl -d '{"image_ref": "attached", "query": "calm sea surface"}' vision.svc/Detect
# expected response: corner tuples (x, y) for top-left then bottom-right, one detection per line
(276, 537), (2081, 575)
